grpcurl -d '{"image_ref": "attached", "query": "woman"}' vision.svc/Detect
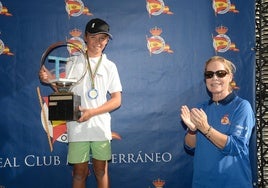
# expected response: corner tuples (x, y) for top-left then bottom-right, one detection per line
(180, 56), (255, 188)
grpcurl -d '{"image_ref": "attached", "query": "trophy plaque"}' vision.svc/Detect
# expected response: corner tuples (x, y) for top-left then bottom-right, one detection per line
(40, 41), (87, 121)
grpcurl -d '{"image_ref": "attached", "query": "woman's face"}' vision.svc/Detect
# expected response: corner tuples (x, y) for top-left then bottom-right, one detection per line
(85, 33), (109, 57)
(205, 60), (233, 96)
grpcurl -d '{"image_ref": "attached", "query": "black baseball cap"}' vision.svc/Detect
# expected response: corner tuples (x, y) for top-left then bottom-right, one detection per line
(85, 18), (112, 39)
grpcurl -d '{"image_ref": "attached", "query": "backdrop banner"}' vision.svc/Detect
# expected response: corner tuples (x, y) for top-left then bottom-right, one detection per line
(0, 0), (256, 187)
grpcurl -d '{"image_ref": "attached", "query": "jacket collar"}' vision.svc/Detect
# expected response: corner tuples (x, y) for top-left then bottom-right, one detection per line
(208, 92), (236, 105)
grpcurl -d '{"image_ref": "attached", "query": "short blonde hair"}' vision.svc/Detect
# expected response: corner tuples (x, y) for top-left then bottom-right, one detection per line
(204, 56), (236, 74)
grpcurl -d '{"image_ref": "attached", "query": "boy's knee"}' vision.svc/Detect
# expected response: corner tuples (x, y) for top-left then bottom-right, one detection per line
(94, 169), (105, 178)
(72, 166), (89, 181)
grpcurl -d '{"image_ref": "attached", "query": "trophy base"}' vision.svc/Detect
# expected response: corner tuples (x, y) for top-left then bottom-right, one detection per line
(48, 92), (81, 121)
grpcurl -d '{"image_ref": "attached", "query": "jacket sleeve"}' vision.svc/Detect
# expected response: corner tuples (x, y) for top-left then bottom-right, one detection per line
(221, 100), (255, 156)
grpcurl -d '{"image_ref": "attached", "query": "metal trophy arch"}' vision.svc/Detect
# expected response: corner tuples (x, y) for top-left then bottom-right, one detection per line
(40, 41), (87, 120)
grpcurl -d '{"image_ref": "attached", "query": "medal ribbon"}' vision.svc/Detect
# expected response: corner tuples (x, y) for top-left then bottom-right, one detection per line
(86, 53), (102, 89)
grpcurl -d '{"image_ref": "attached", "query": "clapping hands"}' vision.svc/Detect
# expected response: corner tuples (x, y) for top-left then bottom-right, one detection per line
(180, 105), (209, 132)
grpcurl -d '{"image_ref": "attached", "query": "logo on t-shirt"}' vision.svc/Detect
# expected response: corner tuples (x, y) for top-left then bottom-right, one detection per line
(221, 114), (230, 125)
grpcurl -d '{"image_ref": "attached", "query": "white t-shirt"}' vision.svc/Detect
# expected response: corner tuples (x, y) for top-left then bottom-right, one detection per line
(66, 53), (122, 142)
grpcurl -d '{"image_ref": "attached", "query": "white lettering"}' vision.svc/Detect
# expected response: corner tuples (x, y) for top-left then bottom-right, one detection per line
(0, 157), (20, 168)
(111, 151), (172, 164)
(0, 152), (171, 169)
(24, 155), (61, 167)
(162, 152), (172, 162)
(144, 153), (154, 162)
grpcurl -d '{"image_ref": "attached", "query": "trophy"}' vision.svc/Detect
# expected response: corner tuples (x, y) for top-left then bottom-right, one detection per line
(40, 41), (87, 121)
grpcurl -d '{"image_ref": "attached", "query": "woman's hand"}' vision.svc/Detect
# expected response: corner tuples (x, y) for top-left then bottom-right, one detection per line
(180, 105), (197, 131)
(190, 108), (209, 133)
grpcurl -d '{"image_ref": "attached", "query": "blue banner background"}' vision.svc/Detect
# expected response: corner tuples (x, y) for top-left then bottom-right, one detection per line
(0, 0), (256, 187)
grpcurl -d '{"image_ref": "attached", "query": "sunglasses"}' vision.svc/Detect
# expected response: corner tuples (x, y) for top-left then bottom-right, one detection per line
(204, 70), (228, 79)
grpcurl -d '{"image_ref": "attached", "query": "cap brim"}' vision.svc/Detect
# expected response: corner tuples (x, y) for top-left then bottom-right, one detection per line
(90, 32), (113, 39)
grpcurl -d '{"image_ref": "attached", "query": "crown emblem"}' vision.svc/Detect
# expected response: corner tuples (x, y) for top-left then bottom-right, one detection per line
(216, 26), (228, 35)
(70, 28), (82, 37)
(153, 178), (165, 188)
(150, 27), (162, 36)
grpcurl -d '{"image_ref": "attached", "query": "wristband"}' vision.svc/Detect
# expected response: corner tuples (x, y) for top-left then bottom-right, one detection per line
(187, 128), (197, 135)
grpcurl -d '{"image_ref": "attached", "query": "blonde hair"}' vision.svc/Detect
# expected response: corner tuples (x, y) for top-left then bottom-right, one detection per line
(204, 56), (236, 73)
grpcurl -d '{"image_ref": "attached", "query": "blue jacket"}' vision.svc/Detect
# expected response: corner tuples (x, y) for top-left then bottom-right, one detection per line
(185, 92), (255, 188)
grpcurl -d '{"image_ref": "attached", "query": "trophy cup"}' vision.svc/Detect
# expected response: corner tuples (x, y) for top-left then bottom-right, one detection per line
(40, 41), (87, 121)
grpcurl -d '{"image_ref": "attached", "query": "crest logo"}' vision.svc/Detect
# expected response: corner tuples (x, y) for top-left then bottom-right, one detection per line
(0, 34), (14, 56)
(146, 0), (173, 17)
(212, 25), (239, 53)
(152, 178), (165, 188)
(212, 0), (239, 15)
(221, 114), (230, 125)
(67, 29), (86, 55)
(65, 0), (92, 17)
(0, 1), (12, 16)
(146, 27), (173, 55)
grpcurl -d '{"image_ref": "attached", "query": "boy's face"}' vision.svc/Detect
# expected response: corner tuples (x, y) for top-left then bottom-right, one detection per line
(85, 33), (109, 57)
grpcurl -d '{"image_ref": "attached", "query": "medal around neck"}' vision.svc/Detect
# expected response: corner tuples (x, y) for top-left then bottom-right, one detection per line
(86, 55), (102, 100)
(88, 88), (98, 99)
(40, 41), (87, 121)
